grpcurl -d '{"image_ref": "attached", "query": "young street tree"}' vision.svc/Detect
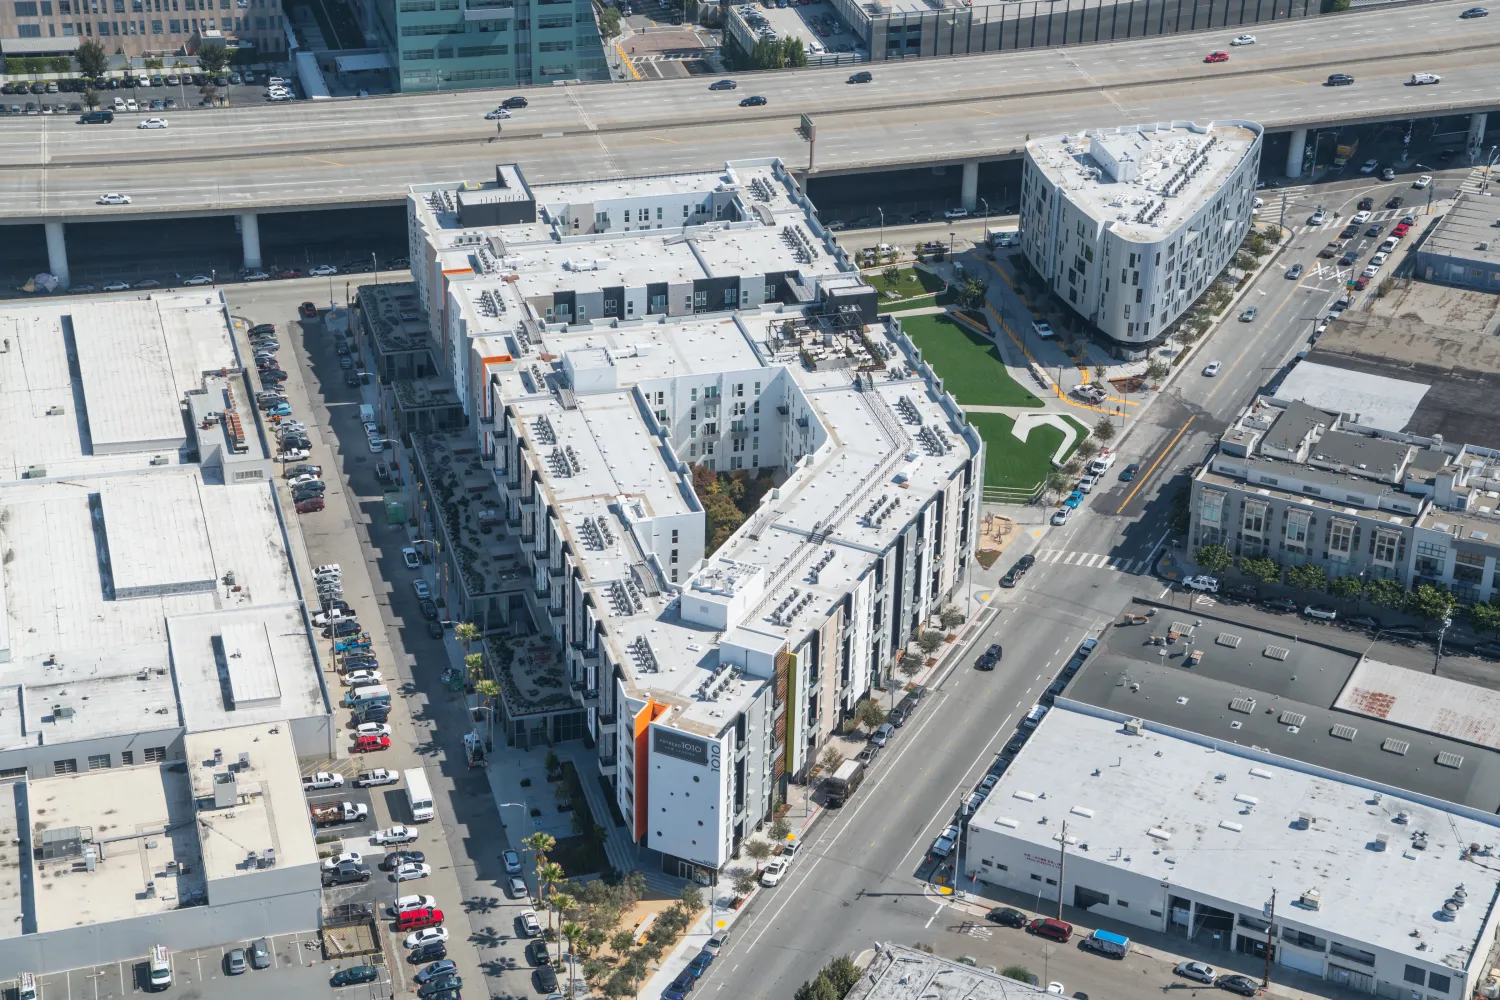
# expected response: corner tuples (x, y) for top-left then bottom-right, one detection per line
(744, 840), (772, 873)
(853, 698), (886, 731)
(1467, 601), (1500, 638)
(1286, 563), (1327, 594)
(75, 39), (108, 77)
(1330, 575), (1364, 603)
(1240, 556), (1282, 587)
(197, 41), (228, 74)
(1093, 416), (1117, 443)
(1193, 544), (1232, 575)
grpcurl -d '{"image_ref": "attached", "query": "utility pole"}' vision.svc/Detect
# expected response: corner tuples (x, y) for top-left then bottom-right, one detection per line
(1261, 889), (1276, 988)
(1055, 820), (1068, 921)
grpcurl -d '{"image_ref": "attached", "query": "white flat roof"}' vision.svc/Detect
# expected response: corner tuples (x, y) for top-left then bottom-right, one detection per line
(973, 708), (1500, 968)
(100, 475), (217, 597)
(1274, 360), (1430, 433)
(72, 301), (187, 453)
(184, 723), (318, 883)
(169, 605), (324, 733)
(1336, 658), (1500, 752)
(1027, 122), (1259, 242)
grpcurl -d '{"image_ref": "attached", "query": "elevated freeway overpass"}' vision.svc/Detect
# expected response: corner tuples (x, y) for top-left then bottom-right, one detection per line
(1, 0), (1496, 284)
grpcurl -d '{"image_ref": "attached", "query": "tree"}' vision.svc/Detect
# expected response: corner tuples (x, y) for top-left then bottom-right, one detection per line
(1407, 583), (1456, 623)
(1468, 601), (1500, 638)
(1093, 416), (1116, 443)
(681, 882), (703, 910)
(917, 630), (944, 655)
(1286, 563), (1328, 594)
(824, 956), (861, 997)
(609, 929), (635, 956)
(818, 744), (842, 773)
(745, 840), (772, 872)
(770, 817), (791, 842)
(939, 604), (965, 630)
(1330, 575), (1364, 603)
(1365, 577), (1407, 611)
(731, 867), (758, 896)
(464, 651), (485, 689)
(550, 890), (577, 963)
(1194, 544), (1233, 575)
(597, 2), (621, 37)
(898, 651), (923, 679)
(1077, 438), (1100, 461)
(75, 39), (108, 77)
(1001, 965), (1036, 985)
(197, 41), (228, 74)
(455, 620), (480, 655)
(82, 86), (99, 109)
(1240, 556), (1282, 587)
(1043, 471), (1070, 503)
(562, 921), (585, 993)
(956, 277), (989, 309)
(522, 831), (556, 908)
(1145, 358), (1170, 382)
(853, 698), (886, 731)
(881, 265), (900, 291)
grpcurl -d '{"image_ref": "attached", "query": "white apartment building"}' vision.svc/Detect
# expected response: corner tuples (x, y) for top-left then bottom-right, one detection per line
(969, 707), (1500, 1000)
(402, 160), (983, 877)
(1019, 120), (1263, 352)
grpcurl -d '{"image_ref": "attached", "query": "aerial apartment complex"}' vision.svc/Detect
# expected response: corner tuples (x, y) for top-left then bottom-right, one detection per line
(1019, 120), (1263, 354)
(0, 293), (332, 970)
(394, 159), (983, 877)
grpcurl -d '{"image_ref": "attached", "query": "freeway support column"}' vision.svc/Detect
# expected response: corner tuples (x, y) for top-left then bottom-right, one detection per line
(239, 212), (262, 271)
(1285, 128), (1307, 179)
(961, 160), (979, 212)
(1469, 113), (1488, 159)
(44, 221), (70, 290)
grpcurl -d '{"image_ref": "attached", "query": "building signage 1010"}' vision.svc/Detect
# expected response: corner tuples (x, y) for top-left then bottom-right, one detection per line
(654, 729), (710, 767)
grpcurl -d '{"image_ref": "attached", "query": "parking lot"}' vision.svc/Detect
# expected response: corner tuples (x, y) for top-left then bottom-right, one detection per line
(732, 0), (866, 57)
(0, 932), (390, 1000)
(0, 71), (276, 116)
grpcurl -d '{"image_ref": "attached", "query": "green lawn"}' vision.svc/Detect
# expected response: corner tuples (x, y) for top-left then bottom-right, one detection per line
(968, 413), (1090, 490)
(872, 266), (946, 302)
(900, 313), (1042, 408)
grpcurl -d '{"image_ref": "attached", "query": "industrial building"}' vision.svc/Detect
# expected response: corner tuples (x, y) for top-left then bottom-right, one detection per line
(1411, 194), (1500, 292)
(967, 707), (1500, 1000)
(845, 944), (1052, 1000)
(392, 159), (983, 877)
(0, 292), (331, 971)
(1018, 121), (1263, 352)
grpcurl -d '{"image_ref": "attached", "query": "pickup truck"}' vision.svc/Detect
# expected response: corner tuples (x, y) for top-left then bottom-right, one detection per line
(302, 771), (345, 791)
(310, 801), (370, 826)
(355, 768), (400, 788)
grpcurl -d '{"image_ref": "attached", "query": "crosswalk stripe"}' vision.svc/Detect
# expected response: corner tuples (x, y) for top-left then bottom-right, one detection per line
(1036, 550), (1148, 574)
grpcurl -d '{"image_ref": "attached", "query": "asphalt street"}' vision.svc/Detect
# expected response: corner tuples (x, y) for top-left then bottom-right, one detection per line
(0, 2), (1495, 219)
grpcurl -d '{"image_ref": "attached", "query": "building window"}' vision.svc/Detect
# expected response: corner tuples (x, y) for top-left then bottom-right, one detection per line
(17, 21), (40, 32)
(87, 754), (111, 770)
(1405, 967), (1427, 986)
(121, 750), (134, 765)
(1414, 539), (1445, 579)
(1242, 501), (1266, 536)
(14, 0), (39, 12)
(1429, 974), (1451, 994)
(144, 746), (167, 762)
(1373, 530), (1400, 566)
(53, 758), (78, 775)
(1030, 874), (1042, 881)
(1285, 509), (1310, 551)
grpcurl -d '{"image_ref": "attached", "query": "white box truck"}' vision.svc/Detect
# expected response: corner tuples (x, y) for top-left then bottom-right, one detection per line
(404, 767), (434, 822)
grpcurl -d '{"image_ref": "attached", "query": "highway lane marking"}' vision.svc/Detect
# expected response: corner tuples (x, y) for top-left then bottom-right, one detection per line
(1114, 415), (1194, 515)
(305, 156), (347, 167)
(648, 135), (678, 143)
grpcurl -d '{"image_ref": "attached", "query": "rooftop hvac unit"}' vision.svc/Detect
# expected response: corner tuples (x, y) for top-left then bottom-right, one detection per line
(1298, 888), (1321, 910)
(1123, 717), (1144, 735)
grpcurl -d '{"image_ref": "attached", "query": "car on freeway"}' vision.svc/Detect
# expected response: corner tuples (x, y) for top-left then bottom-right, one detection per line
(404, 927), (449, 950)
(1239, 306), (1258, 322)
(519, 908), (543, 936)
(1230, 32), (1255, 43)
(300, 301), (318, 318)
(1203, 360), (1222, 376)
(1204, 50), (1228, 62)
(484, 107), (510, 119)
(97, 193), (132, 204)
(1461, 5), (1488, 14)
(396, 862), (433, 882)
(374, 825), (419, 845)
(309, 264), (338, 276)
(1119, 462), (1139, 481)
(1410, 72), (1441, 85)
(1359, 159), (1379, 174)
(1175, 962), (1217, 985)
(739, 95), (767, 107)
(1303, 605), (1338, 621)
(708, 79), (737, 90)
(1286, 263), (1303, 279)
(760, 859), (788, 886)
(330, 965), (380, 987)
(138, 116), (168, 128)
(1326, 73), (1354, 86)
(1307, 208), (1327, 225)
(1218, 975), (1260, 996)
(847, 70), (873, 83)
(501, 95), (528, 108)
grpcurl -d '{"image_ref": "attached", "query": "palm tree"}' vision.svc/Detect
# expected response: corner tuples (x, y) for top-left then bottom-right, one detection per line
(550, 891), (577, 965)
(475, 678), (500, 745)
(562, 921), (585, 994)
(464, 651), (486, 691)
(538, 860), (566, 940)
(522, 831), (555, 887)
(455, 620), (480, 655)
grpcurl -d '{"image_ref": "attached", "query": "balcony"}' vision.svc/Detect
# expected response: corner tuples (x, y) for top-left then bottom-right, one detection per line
(735, 741), (749, 761)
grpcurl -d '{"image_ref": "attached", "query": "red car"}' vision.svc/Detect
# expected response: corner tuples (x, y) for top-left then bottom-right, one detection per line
(296, 497), (325, 513)
(300, 301), (318, 319)
(351, 734), (391, 753)
(1392, 223), (1410, 237)
(1028, 917), (1074, 942)
(1353, 276), (1370, 290)
(1204, 50), (1229, 62)
(275, 268), (302, 279)
(397, 906), (444, 931)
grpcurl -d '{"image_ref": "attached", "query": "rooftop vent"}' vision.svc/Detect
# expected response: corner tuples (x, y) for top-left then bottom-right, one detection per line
(1382, 738), (1411, 755)
(1436, 751), (1465, 769)
(1330, 724), (1358, 741)
(1279, 711), (1307, 727)
(1299, 888), (1321, 910)
(1229, 697), (1256, 714)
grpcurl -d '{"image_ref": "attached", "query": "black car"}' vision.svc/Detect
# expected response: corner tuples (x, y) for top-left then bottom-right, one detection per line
(535, 966), (559, 993)
(740, 95), (767, 107)
(1218, 975), (1260, 996)
(999, 553), (1034, 588)
(1345, 615), (1379, 630)
(501, 95), (528, 108)
(355, 704), (392, 724)
(419, 598), (439, 621)
(1339, 223), (1360, 239)
(527, 939), (551, 966)
(409, 942), (449, 964)
(1339, 251), (1358, 267)
(1460, 5), (1488, 15)
(330, 966), (380, 987)
(419, 976), (463, 998)
(345, 372), (363, 388)
(1366, 224), (1383, 237)
(1326, 73), (1354, 86)
(976, 642), (1002, 671)
(1386, 195), (1404, 209)
(708, 79), (737, 90)
(986, 906), (1027, 927)
(1003, 731), (1028, 755)
(381, 850), (426, 871)
(1357, 197), (1374, 212)
(426, 619), (444, 639)
(847, 70), (873, 83)
(1262, 596), (1298, 612)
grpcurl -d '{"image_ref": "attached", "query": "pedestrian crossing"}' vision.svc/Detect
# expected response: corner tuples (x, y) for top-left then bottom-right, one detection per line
(1287, 205), (1410, 238)
(1037, 549), (1152, 574)
(1459, 165), (1490, 195)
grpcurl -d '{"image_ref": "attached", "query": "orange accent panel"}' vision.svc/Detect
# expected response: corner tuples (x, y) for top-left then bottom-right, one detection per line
(632, 700), (669, 843)
(481, 354), (514, 365)
(441, 267), (474, 276)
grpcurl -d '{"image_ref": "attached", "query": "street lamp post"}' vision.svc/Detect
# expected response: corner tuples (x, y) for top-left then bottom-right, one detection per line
(371, 251), (379, 285)
(877, 206), (885, 250)
(1434, 616), (1453, 674)
(978, 197), (990, 247)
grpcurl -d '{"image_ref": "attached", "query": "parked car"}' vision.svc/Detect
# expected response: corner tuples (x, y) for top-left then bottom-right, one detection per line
(330, 966), (380, 986)
(520, 908), (543, 936)
(373, 825), (419, 845)
(403, 547), (422, 569)
(1303, 605), (1338, 621)
(1218, 975), (1260, 996)
(381, 850), (426, 871)
(1175, 962), (1217, 985)
(300, 301), (318, 318)
(986, 907), (1027, 927)
(414, 960), (458, 984)
(396, 862), (434, 882)
(1029, 918), (1073, 942)
(760, 859), (788, 886)
(351, 734), (390, 753)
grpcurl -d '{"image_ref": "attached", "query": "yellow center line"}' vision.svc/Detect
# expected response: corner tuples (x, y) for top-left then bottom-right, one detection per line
(305, 156), (346, 167)
(648, 136), (677, 144)
(1116, 416), (1195, 515)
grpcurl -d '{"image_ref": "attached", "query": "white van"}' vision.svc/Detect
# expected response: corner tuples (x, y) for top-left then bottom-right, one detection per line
(359, 404), (375, 425)
(148, 945), (172, 991)
(345, 684), (391, 708)
(1021, 703), (1048, 729)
